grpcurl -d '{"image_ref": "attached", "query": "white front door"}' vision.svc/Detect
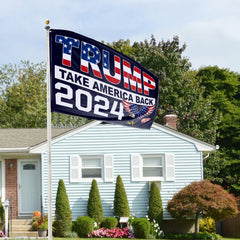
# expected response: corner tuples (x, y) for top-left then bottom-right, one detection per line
(19, 160), (41, 216)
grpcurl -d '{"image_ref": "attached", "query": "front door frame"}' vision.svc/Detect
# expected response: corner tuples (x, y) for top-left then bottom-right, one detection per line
(18, 159), (41, 217)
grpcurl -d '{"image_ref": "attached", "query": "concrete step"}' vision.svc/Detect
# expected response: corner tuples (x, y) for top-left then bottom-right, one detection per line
(9, 219), (39, 238)
(11, 219), (32, 225)
(9, 231), (38, 238)
(11, 224), (32, 231)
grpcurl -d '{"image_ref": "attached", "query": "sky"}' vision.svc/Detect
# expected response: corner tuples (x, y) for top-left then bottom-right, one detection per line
(1, 0), (240, 72)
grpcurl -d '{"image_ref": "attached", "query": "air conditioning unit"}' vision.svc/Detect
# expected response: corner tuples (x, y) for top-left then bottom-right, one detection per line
(148, 181), (161, 191)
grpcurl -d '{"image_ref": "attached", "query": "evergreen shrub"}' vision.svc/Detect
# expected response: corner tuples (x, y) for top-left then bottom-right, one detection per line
(114, 175), (130, 218)
(132, 218), (150, 239)
(101, 217), (118, 229)
(148, 181), (163, 226)
(87, 179), (104, 225)
(74, 216), (94, 237)
(0, 198), (4, 230)
(53, 179), (72, 237)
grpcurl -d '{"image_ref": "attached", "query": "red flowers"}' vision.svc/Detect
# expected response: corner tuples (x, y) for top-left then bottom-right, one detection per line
(89, 227), (134, 238)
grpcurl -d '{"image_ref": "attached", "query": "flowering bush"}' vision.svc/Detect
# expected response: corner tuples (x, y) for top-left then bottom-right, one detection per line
(0, 231), (5, 237)
(146, 216), (164, 239)
(32, 213), (48, 230)
(89, 227), (134, 238)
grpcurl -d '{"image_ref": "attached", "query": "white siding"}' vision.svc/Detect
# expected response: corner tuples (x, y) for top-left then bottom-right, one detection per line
(41, 123), (203, 220)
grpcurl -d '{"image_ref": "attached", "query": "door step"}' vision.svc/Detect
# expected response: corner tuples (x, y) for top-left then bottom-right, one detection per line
(9, 219), (39, 238)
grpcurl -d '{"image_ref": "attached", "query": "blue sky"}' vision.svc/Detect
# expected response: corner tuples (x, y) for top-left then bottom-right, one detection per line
(1, 0), (240, 72)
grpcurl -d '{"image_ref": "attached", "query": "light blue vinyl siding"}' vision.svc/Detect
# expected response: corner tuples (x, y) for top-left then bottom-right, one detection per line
(41, 122), (203, 220)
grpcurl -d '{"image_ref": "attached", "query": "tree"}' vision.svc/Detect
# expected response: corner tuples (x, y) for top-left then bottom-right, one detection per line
(0, 61), (88, 128)
(54, 179), (72, 237)
(167, 180), (238, 235)
(87, 179), (104, 225)
(109, 36), (219, 145)
(197, 66), (240, 196)
(114, 175), (130, 218)
(148, 181), (163, 226)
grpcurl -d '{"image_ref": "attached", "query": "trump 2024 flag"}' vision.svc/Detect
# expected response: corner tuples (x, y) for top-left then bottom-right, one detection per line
(49, 29), (159, 129)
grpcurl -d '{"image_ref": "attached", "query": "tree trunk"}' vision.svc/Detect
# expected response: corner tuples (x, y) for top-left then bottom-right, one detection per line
(195, 212), (200, 235)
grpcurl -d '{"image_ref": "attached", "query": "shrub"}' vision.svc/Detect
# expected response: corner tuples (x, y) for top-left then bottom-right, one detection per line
(74, 216), (94, 237)
(199, 217), (216, 233)
(53, 179), (72, 237)
(0, 198), (4, 231)
(148, 181), (163, 226)
(132, 218), (150, 239)
(65, 231), (78, 238)
(102, 217), (118, 229)
(114, 175), (130, 218)
(87, 179), (104, 225)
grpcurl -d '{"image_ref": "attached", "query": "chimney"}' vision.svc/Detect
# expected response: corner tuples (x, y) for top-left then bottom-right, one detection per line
(163, 108), (177, 130)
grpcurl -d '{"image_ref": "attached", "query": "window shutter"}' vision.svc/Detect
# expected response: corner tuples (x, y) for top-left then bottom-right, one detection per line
(131, 153), (142, 181)
(104, 154), (113, 182)
(70, 155), (81, 182)
(165, 153), (175, 181)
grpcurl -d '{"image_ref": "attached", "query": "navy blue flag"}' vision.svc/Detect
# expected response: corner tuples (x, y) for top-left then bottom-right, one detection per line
(49, 29), (159, 129)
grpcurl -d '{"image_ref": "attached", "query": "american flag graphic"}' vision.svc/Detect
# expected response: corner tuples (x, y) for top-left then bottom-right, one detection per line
(55, 35), (79, 67)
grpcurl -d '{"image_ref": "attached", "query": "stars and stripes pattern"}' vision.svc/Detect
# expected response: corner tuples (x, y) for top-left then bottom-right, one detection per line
(81, 41), (102, 78)
(55, 35), (79, 67)
(123, 60), (142, 93)
(103, 50), (121, 84)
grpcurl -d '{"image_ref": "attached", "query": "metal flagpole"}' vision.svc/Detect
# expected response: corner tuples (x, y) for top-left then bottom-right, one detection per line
(45, 19), (52, 240)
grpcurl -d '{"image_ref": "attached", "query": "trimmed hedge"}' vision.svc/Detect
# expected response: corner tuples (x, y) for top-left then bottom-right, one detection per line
(101, 217), (118, 229)
(148, 181), (163, 226)
(53, 179), (72, 237)
(73, 216), (94, 237)
(114, 175), (130, 218)
(87, 179), (104, 225)
(132, 218), (150, 239)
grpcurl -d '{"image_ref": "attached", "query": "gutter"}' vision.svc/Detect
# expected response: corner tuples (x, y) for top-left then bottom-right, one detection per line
(0, 147), (30, 153)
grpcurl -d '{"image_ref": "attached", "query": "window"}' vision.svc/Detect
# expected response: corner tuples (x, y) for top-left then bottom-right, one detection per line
(131, 153), (175, 182)
(142, 155), (163, 177)
(82, 156), (102, 178)
(70, 154), (113, 182)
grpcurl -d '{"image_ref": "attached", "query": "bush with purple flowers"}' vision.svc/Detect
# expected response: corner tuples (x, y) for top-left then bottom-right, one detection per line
(89, 227), (134, 238)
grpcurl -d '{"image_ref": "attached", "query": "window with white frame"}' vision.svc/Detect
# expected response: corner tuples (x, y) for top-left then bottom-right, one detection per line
(70, 154), (113, 182)
(82, 156), (102, 178)
(142, 155), (163, 178)
(131, 153), (175, 182)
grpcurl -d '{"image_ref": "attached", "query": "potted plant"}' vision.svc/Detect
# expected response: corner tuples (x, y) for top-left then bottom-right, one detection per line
(32, 212), (48, 237)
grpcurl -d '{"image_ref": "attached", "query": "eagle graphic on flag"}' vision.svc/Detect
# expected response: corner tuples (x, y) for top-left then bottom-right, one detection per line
(122, 99), (155, 124)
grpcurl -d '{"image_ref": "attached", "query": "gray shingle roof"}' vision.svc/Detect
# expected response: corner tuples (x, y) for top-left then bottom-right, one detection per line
(0, 128), (73, 149)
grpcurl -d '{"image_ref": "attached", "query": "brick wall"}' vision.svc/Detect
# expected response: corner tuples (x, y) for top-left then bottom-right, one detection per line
(5, 159), (18, 219)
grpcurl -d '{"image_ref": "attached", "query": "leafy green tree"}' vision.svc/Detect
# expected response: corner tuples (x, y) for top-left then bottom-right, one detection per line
(114, 175), (130, 218)
(148, 181), (163, 226)
(167, 180), (238, 235)
(54, 179), (72, 237)
(0, 61), (87, 128)
(197, 66), (240, 196)
(109, 36), (219, 144)
(87, 179), (104, 225)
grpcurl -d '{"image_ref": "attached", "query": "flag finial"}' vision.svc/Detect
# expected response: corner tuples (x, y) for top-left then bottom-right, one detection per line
(45, 19), (50, 30)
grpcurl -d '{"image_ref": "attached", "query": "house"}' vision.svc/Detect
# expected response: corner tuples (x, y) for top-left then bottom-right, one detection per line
(0, 115), (216, 235)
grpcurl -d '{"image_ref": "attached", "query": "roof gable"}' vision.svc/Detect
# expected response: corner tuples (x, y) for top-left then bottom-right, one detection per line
(0, 121), (216, 153)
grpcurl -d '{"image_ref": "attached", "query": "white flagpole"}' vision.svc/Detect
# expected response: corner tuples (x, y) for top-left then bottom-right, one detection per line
(45, 19), (52, 240)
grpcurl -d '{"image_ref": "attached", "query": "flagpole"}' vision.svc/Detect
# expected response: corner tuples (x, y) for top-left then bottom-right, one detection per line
(45, 19), (52, 240)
